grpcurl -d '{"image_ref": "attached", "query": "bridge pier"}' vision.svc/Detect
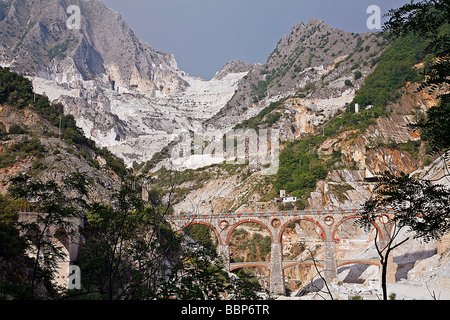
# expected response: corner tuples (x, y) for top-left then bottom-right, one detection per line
(323, 240), (338, 284)
(378, 238), (397, 284)
(219, 244), (230, 272)
(269, 242), (285, 295)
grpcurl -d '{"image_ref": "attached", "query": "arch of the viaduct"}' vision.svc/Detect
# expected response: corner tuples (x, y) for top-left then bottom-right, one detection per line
(230, 263), (270, 271)
(332, 215), (384, 241)
(20, 214), (84, 260)
(225, 219), (274, 245)
(278, 217), (326, 243)
(182, 221), (224, 245)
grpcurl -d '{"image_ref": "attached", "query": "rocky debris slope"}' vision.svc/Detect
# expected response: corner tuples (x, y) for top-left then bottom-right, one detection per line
(0, 103), (120, 203)
(53, 68), (249, 165)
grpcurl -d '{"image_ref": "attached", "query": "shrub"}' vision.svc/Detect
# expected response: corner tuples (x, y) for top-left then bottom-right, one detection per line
(8, 124), (26, 134)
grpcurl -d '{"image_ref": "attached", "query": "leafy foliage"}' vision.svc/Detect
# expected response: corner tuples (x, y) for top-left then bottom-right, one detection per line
(2, 172), (91, 300)
(384, 0), (450, 159)
(359, 171), (450, 242)
(76, 177), (259, 300)
(273, 134), (330, 207)
(0, 67), (34, 109)
(384, 0), (449, 40)
(2, 169), (260, 300)
(183, 224), (218, 252)
(357, 0), (450, 300)
(0, 195), (50, 300)
(410, 97), (450, 157)
(350, 32), (427, 110)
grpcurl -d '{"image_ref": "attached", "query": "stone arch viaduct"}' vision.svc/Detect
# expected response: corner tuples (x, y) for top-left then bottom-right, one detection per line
(18, 208), (397, 294)
(167, 208), (396, 295)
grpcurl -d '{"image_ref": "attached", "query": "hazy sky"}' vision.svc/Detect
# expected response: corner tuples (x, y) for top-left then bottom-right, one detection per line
(101, 0), (411, 80)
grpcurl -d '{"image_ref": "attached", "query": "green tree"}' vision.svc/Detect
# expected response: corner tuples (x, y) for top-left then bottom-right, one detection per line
(385, 0), (450, 164)
(7, 172), (91, 298)
(0, 195), (52, 299)
(358, 0), (450, 300)
(184, 224), (218, 252)
(0, 67), (33, 109)
(76, 175), (259, 300)
(357, 171), (450, 299)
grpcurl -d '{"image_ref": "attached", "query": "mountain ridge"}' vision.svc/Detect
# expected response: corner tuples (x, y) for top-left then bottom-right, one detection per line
(0, 0), (387, 168)
(0, 1), (449, 300)
(0, 0), (187, 97)
(205, 18), (386, 131)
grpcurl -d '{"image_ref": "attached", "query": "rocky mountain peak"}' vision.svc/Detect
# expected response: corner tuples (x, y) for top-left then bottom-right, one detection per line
(206, 18), (385, 131)
(306, 17), (326, 27)
(0, 0), (188, 97)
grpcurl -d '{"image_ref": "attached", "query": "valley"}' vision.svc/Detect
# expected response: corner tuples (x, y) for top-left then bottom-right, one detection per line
(0, 0), (448, 301)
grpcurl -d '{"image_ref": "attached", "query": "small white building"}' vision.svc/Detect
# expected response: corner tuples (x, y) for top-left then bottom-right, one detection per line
(283, 196), (297, 203)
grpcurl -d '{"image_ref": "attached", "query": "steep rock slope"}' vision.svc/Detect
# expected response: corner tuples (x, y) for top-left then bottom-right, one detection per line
(206, 18), (386, 131)
(0, 0), (252, 165)
(0, 0), (186, 96)
(0, 102), (121, 202)
(0, 67), (122, 203)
